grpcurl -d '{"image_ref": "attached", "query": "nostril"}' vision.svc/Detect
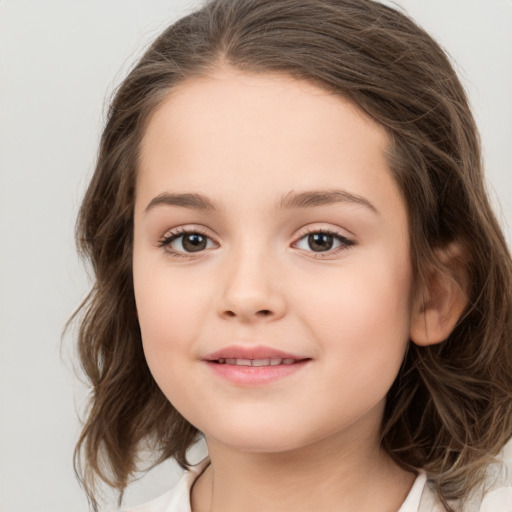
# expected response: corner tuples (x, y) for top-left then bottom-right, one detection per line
(223, 309), (272, 318)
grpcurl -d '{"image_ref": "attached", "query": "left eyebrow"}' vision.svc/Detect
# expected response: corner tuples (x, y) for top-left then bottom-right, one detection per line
(144, 188), (378, 215)
(276, 189), (379, 214)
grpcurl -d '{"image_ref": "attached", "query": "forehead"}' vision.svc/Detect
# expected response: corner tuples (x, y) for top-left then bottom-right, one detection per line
(137, 68), (400, 218)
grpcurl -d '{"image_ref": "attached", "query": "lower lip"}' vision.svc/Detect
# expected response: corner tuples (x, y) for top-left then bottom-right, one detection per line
(204, 360), (310, 385)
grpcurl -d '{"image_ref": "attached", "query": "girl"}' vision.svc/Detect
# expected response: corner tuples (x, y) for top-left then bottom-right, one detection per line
(72, 0), (512, 510)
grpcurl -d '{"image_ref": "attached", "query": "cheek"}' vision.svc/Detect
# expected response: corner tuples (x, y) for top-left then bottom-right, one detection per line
(134, 279), (195, 413)
(297, 254), (413, 384)
(304, 254), (411, 324)
(134, 269), (200, 356)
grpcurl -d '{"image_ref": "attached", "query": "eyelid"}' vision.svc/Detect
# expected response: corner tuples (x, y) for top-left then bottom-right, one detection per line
(159, 225), (213, 243)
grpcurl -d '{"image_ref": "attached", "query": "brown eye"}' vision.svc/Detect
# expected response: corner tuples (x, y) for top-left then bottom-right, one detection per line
(307, 233), (334, 252)
(159, 228), (215, 256)
(181, 233), (208, 252)
(294, 229), (355, 256)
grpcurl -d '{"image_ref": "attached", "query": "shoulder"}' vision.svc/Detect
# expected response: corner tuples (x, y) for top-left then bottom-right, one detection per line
(418, 437), (512, 512)
(477, 438), (512, 512)
(124, 458), (211, 512)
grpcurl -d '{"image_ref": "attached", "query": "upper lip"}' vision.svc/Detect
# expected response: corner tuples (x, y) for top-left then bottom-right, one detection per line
(203, 345), (310, 361)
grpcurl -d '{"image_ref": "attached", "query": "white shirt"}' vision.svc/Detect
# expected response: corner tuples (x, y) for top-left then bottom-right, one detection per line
(126, 438), (512, 512)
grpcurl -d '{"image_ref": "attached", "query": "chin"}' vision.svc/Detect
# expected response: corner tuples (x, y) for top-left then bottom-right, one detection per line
(201, 418), (323, 454)
(213, 435), (305, 454)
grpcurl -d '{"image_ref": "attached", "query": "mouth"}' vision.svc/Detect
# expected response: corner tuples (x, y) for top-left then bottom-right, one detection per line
(212, 357), (306, 366)
(203, 344), (309, 362)
(202, 345), (311, 385)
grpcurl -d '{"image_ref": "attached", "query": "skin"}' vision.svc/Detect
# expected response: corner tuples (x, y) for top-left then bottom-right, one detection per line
(133, 67), (419, 511)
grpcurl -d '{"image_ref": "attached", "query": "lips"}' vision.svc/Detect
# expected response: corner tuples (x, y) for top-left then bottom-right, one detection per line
(202, 345), (311, 385)
(203, 345), (310, 364)
(216, 357), (297, 366)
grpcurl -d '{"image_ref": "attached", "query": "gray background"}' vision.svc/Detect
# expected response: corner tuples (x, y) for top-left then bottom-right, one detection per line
(1, 1), (511, 511)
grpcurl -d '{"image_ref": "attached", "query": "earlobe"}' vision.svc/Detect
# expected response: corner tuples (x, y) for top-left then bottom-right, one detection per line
(410, 242), (469, 347)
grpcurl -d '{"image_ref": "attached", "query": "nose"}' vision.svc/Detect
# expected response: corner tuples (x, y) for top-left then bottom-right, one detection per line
(217, 242), (286, 323)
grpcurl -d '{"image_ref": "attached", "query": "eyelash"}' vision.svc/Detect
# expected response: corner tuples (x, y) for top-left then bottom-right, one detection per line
(158, 227), (213, 260)
(157, 226), (356, 260)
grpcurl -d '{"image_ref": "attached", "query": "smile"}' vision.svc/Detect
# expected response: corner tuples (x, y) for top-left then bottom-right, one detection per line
(203, 345), (311, 385)
(215, 358), (298, 366)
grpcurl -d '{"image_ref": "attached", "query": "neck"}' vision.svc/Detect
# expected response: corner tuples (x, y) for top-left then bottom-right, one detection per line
(191, 428), (416, 512)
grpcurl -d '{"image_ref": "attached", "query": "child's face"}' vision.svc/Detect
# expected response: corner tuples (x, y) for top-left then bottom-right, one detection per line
(133, 68), (414, 454)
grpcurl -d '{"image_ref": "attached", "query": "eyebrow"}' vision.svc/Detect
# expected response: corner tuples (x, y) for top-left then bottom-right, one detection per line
(144, 189), (378, 215)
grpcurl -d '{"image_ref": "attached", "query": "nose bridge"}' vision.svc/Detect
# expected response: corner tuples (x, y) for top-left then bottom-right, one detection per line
(218, 231), (285, 322)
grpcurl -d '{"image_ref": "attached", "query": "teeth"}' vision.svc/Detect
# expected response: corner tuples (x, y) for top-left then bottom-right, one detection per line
(252, 358), (270, 367)
(216, 358), (298, 366)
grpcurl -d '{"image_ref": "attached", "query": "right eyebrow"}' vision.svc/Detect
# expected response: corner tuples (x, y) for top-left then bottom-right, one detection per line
(144, 193), (220, 214)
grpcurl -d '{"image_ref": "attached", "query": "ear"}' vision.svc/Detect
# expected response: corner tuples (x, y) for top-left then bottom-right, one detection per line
(410, 241), (469, 346)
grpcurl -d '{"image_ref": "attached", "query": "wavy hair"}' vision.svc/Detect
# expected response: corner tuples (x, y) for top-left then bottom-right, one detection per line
(71, 0), (512, 509)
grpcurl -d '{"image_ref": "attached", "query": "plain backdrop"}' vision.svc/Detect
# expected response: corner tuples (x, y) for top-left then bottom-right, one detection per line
(1, 1), (511, 511)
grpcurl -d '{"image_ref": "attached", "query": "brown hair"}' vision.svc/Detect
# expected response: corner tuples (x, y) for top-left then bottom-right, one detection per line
(72, 0), (512, 509)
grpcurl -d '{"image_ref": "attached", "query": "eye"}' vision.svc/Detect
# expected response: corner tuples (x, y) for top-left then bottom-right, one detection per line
(158, 226), (355, 259)
(294, 228), (355, 257)
(158, 227), (217, 258)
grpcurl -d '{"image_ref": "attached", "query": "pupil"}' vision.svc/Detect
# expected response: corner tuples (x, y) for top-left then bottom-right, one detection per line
(309, 233), (333, 252)
(183, 233), (206, 252)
